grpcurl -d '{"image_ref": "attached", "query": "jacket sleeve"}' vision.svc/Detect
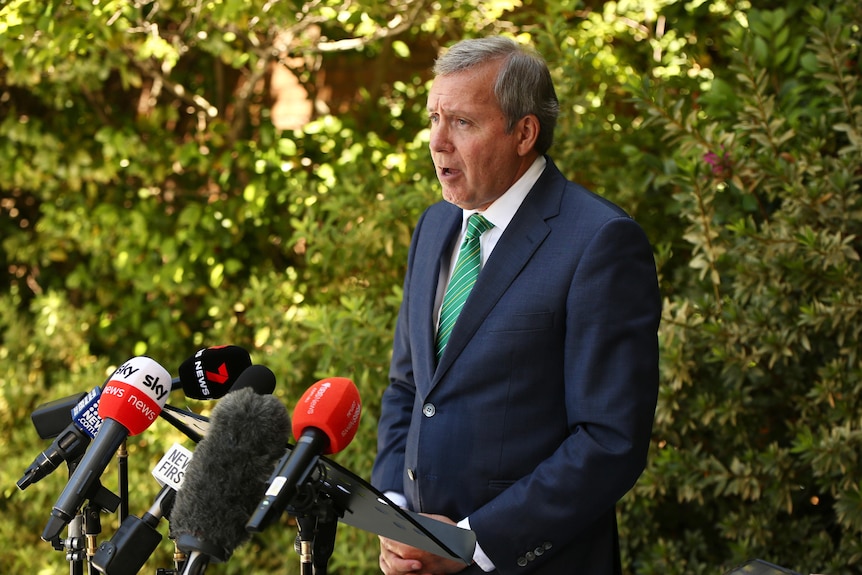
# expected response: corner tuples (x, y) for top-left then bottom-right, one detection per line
(469, 216), (661, 574)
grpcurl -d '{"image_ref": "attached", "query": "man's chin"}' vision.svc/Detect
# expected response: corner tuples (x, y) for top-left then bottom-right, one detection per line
(441, 186), (468, 208)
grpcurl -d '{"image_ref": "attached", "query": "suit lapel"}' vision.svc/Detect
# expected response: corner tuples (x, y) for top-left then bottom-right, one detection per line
(432, 160), (567, 384)
(414, 205), (461, 394)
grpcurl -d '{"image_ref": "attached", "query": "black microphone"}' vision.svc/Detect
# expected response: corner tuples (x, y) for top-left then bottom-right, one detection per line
(17, 387), (103, 490)
(160, 360), (276, 442)
(159, 344), (253, 442)
(90, 482), (177, 575)
(173, 345), (252, 399)
(29, 391), (88, 439)
(170, 365), (290, 575)
(42, 356), (172, 542)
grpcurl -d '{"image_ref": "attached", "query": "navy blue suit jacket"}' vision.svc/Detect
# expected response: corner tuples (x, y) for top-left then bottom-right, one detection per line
(372, 159), (661, 574)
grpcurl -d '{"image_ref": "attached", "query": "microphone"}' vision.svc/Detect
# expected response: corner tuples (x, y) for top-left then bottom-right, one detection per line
(158, 344), (253, 442)
(160, 362), (277, 442)
(169, 365), (290, 575)
(174, 345), (252, 399)
(17, 387), (103, 490)
(157, 406), (211, 444)
(90, 443), (192, 575)
(41, 356), (171, 542)
(92, 366), (278, 575)
(29, 391), (88, 439)
(246, 377), (361, 533)
(20, 346), (248, 492)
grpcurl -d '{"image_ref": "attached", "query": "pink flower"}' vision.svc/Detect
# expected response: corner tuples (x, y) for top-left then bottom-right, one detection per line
(704, 149), (732, 177)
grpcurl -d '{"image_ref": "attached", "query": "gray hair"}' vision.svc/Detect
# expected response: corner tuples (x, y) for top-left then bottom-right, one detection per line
(433, 36), (559, 154)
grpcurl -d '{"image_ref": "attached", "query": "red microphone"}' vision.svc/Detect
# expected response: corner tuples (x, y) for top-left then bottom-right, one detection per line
(246, 377), (361, 532)
(292, 377), (361, 454)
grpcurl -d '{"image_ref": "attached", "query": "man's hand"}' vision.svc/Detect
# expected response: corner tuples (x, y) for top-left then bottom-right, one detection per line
(378, 514), (471, 575)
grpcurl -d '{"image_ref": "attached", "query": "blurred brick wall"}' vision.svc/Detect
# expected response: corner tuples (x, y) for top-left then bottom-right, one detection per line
(270, 39), (440, 130)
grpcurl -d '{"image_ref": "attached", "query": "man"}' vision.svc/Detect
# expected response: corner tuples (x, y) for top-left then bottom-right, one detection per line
(372, 36), (661, 574)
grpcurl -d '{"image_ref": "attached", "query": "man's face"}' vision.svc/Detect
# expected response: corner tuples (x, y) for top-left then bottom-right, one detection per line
(427, 60), (536, 211)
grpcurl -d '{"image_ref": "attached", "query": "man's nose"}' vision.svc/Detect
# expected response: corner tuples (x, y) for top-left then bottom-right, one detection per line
(429, 123), (451, 152)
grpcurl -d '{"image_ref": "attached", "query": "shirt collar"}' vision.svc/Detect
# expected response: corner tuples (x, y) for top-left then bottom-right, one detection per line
(462, 155), (547, 232)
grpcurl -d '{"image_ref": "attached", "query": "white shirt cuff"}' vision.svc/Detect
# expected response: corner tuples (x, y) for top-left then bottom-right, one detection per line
(383, 491), (408, 509)
(457, 517), (495, 572)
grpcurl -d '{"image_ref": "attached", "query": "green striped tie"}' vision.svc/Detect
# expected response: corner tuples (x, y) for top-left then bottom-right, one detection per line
(436, 214), (494, 361)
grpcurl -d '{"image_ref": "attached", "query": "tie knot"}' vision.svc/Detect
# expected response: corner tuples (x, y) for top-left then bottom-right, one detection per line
(465, 214), (493, 240)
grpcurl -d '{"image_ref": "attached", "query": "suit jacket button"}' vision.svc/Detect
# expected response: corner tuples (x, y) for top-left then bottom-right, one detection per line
(407, 468), (416, 481)
(422, 403), (436, 417)
(517, 556), (528, 567)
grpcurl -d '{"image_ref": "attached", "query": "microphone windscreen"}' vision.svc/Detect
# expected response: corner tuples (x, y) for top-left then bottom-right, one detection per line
(98, 357), (171, 435)
(229, 364), (276, 396)
(170, 386), (290, 560)
(292, 377), (361, 455)
(177, 345), (252, 400)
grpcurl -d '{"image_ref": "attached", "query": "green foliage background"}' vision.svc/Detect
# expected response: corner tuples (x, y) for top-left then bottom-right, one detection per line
(1, 0), (860, 573)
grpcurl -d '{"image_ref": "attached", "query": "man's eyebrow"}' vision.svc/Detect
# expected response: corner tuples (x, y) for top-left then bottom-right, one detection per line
(426, 105), (472, 117)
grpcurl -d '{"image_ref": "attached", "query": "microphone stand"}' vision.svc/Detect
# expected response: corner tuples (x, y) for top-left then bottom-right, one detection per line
(296, 512), (338, 575)
(49, 459), (121, 575)
(64, 511), (86, 575)
(291, 479), (339, 575)
(295, 527), (313, 575)
(46, 459), (86, 575)
(83, 501), (103, 574)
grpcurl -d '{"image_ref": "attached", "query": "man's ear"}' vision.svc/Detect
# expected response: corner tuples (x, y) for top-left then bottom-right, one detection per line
(516, 114), (540, 156)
